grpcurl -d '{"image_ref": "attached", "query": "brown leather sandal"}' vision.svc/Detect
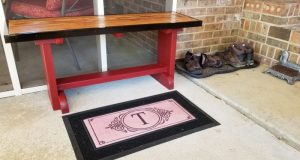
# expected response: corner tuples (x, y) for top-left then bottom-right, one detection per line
(184, 51), (202, 75)
(199, 53), (223, 68)
(240, 42), (254, 66)
(228, 44), (247, 68)
(216, 49), (245, 68)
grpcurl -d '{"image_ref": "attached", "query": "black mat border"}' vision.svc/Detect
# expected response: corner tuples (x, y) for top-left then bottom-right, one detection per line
(63, 91), (220, 160)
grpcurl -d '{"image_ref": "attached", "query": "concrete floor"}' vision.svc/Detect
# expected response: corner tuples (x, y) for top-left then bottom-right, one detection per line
(182, 65), (300, 151)
(1, 73), (300, 160)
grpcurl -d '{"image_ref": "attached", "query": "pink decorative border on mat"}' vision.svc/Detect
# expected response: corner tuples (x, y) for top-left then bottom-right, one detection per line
(83, 99), (195, 148)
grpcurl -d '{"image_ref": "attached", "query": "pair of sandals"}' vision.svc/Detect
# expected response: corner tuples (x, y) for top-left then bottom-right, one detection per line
(215, 42), (254, 68)
(184, 51), (223, 75)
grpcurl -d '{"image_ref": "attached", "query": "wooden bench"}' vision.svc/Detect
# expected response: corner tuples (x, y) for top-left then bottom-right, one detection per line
(5, 12), (202, 113)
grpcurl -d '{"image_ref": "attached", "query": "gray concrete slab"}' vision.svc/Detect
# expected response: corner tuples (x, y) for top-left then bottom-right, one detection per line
(0, 73), (299, 160)
(181, 65), (300, 151)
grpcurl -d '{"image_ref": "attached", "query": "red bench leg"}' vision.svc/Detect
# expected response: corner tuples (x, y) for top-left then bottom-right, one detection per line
(58, 91), (69, 114)
(36, 39), (69, 113)
(152, 29), (178, 90)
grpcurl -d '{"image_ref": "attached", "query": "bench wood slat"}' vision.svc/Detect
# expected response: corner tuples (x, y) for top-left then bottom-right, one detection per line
(5, 12), (202, 43)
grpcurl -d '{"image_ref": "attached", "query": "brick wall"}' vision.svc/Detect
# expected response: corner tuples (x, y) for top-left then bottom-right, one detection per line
(105, 0), (300, 65)
(105, 0), (244, 57)
(105, 0), (165, 54)
(238, 0), (300, 66)
(175, 0), (244, 58)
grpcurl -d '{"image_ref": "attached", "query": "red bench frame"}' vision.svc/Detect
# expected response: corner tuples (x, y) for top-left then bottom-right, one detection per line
(36, 29), (179, 113)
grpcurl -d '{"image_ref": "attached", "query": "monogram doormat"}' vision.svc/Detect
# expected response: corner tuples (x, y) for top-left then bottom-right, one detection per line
(63, 91), (219, 160)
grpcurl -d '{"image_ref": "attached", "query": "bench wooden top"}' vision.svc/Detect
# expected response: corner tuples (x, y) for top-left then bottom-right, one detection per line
(5, 12), (202, 43)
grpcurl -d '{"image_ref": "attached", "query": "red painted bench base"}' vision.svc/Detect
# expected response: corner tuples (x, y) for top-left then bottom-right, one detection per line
(36, 29), (179, 114)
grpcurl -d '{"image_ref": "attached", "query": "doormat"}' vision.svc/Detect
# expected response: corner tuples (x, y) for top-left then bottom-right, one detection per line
(176, 58), (259, 78)
(63, 91), (219, 160)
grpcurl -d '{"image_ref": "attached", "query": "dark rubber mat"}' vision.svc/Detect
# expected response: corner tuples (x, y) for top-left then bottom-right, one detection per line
(176, 59), (259, 78)
(63, 91), (219, 160)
